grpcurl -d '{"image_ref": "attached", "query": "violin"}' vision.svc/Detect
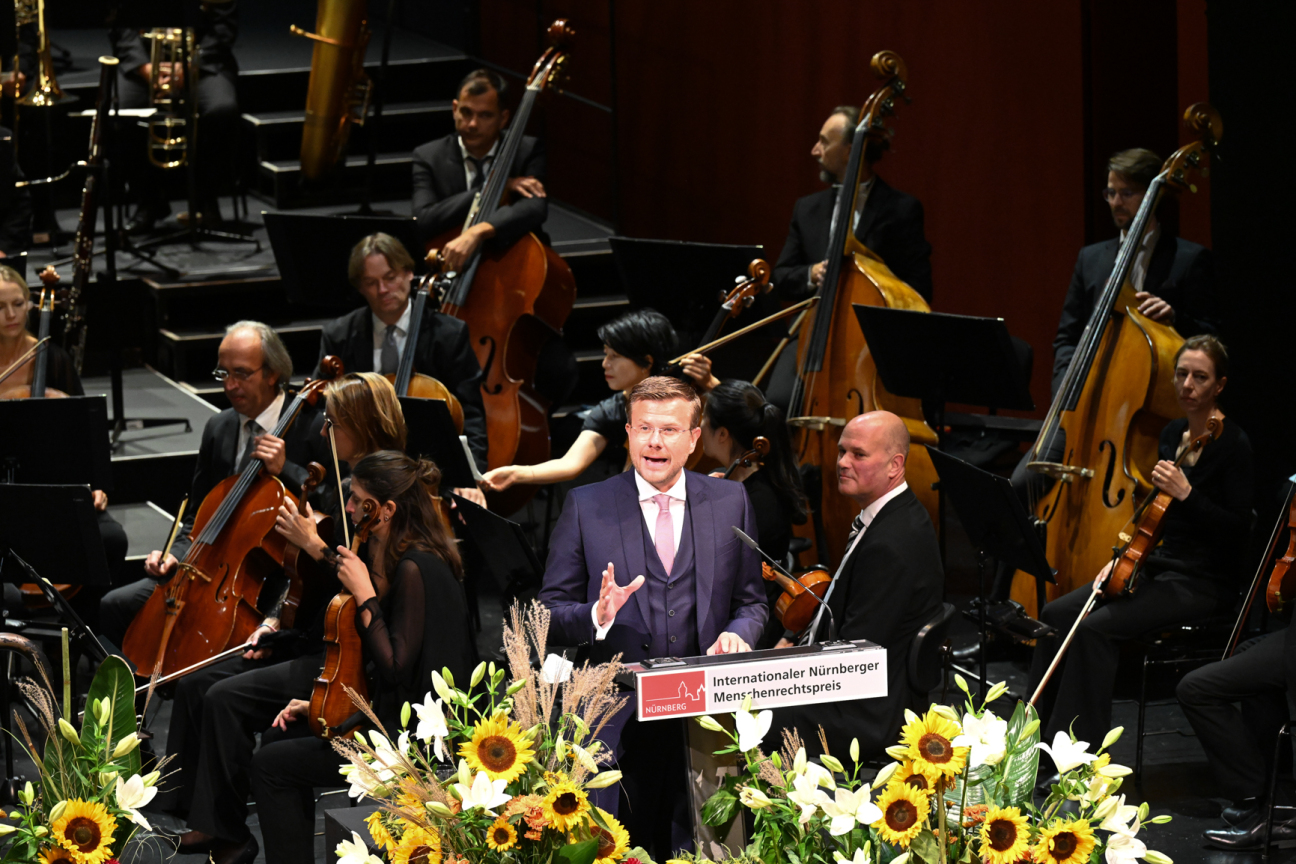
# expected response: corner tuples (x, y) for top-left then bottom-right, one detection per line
(663, 259), (772, 378)
(785, 51), (940, 568)
(429, 19), (578, 515)
(723, 436), (769, 479)
(309, 498), (379, 738)
(1011, 103), (1221, 618)
(760, 561), (831, 634)
(1264, 487), (1296, 614)
(121, 357), (345, 678)
(281, 461), (336, 629)
(1223, 479), (1296, 659)
(385, 260), (464, 432)
(1099, 416), (1220, 599)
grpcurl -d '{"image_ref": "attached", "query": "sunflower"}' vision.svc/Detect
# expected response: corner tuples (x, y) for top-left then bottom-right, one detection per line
(980, 805), (1031, 864)
(51, 800), (116, 864)
(366, 809), (398, 854)
(1034, 818), (1096, 864)
(542, 781), (591, 832)
(589, 807), (630, 862)
(37, 848), (76, 864)
(486, 818), (518, 852)
(392, 825), (442, 864)
(900, 709), (968, 779)
(459, 711), (536, 783)
(872, 781), (930, 847)
(889, 759), (939, 794)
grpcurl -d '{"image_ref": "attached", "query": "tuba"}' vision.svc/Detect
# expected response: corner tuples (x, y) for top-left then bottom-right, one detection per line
(15, 0), (66, 108)
(292, 0), (371, 181)
(144, 27), (196, 169)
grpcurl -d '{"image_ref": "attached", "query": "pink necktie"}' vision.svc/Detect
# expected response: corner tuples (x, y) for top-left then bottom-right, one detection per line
(653, 493), (675, 575)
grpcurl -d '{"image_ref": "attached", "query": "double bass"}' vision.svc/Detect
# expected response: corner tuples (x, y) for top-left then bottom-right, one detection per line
(429, 19), (578, 515)
(122, 358), (344, 677)
(1010, 103), (1222, 617)
(386, 258), (465, 431)
(786, 51), (940, 567)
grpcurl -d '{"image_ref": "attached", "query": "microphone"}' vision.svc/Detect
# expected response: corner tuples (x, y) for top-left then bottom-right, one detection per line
(732, 526), (837, 644)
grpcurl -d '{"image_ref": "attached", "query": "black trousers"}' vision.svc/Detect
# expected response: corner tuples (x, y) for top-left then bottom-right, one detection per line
(1028, 572), (1219, 745)
(250, 727), (347, 864)
(98, 576), (156, 649)
(176, 652), (321, 841)
(1177, 628), (1296, 802)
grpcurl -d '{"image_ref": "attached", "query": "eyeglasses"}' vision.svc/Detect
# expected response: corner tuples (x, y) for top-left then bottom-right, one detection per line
(630, 423), (689, 443)
(1102, 187), (1144, 203)
(212, 365), (266, 382)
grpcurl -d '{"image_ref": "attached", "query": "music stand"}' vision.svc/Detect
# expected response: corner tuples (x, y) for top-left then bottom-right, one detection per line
(928, 448), (1054, 699)
(0, 485), (110, 589)
(0, 397), (113, 490)
(266, 213), (422, 310)
(398, 396), (477, 490)
(449, 493), (544, 594)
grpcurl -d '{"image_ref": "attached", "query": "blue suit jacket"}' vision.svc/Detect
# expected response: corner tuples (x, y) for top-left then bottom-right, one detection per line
(540, 470), (768, 663)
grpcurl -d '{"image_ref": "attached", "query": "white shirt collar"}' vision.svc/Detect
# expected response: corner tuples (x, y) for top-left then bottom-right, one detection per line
(1120, 222), (1160, 249)
(634, 469), (688, 502)
(245, 390), (285, 434)
(859, 480), (908, 530)
(372, 301), (412, 341)
(457, 136), (500, 163)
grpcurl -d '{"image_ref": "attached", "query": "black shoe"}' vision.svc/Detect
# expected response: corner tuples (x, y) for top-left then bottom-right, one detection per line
(1204, 810), (1296, 851)
(1221, 798), (1260, 826)
(125, 202), (170, 235)
(212, 835), (258, 864)
(176, 833), (214, 855)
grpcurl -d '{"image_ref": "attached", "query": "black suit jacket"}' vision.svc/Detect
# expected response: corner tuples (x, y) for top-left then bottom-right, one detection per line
(1051, 234), (1218, 394)
(774, 486), (943, 762)
(314, 304), (489, 468)
(411, 132), (548, 247)
(772, 175), (933, 303)
(110, 1), (239, 77)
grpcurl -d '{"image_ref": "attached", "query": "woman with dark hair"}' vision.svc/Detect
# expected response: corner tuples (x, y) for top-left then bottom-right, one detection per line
(700, 380), (808, 648)
(225, 452), (476, 864)
(482, 308), (716, 491)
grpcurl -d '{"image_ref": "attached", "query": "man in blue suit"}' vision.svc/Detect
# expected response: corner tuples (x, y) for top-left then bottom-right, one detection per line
(540, 375), (767, 857)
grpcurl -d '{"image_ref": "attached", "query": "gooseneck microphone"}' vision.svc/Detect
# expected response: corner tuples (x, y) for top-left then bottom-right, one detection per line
(732, 526), (837, 643)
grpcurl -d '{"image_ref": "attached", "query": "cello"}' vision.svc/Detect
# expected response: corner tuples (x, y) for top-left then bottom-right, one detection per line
(122, 357), (345, 678)
(429, 19), (578, 514)
(662, 259), (773, 378)
(1010, 103), (1222, 617)
(386, 256), (464, 432)
(786, 51), (940, 567)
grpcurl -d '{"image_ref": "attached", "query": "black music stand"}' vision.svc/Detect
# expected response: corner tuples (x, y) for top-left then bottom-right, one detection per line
(0, 397), (113, 490)
(0, 486), (110, 590)
(928, 448), (1054, 699)
(266, 212), (421, 310)
(450, 493), (544, 595)
(398, 396), (477, 490)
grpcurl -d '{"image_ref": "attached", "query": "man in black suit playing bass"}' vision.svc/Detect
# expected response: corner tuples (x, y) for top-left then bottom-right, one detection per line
(411, 68), (548, 270)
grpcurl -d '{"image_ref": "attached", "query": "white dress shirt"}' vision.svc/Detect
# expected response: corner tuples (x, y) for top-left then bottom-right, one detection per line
(236, 391), (286, 468)
(593, 470), (689, 640)
(1120, 223), (1160, 294)
(458, 136), (500, 189)
(371, 302), (412, 373)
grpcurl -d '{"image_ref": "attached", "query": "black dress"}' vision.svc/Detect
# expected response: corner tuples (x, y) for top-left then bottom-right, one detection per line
(744, 470), (796, 649)
(582, 391), (629, 450)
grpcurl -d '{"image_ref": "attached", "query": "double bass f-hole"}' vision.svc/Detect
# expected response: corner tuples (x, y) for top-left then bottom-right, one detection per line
(1098, 440), (1125, 508)
(477, 335), (500, 394)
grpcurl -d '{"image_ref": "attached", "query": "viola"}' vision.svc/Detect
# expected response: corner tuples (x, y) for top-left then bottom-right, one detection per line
(121, 356), (345, 678)
(428, 19), (578, 515)
(723, 436), (769, 479)
(1264, 487), (1296, 614)
(309, 498), (379, 738)
(785, 51), (940, 568)
(385, 261), (464, 432)
(760, 561), (831, 634)
(663, 259), (772, 378)
(1099, 415), (1220, 599)
(1010, 103), (1222, 618)
(281, 461), (336, 629)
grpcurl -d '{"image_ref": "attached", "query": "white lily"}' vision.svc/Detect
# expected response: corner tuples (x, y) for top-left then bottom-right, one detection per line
(734, 706), (773, 752)
(1036, 730), (1097, 773)
(336, 830), (384, 864)
(454, 770), (511, 814)
(114, 774), (157, 831)
(739, 786), (773, 809)
(1105, 831), (1147, 864)
(822, 786), (883, 836)
(341, 764), (378, 800)
(412, 693), (449, 761)
(1098, 795), (1142, 836)
(834, 846), (873, 864)
(570, 742), (600, 773)
(793, 746), (807, 775)
(952, 710), (1008, 767)
(786, 772), (832, 824)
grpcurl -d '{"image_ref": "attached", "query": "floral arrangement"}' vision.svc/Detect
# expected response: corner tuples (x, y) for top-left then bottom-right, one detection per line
(699, 676), (1174, 864)
(334, 602), (637, 864)
(0, 640), (160, 864)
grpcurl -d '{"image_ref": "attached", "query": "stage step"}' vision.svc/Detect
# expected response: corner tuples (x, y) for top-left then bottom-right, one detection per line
(253, 151), (416, 209)
(242, 100), (455, 166)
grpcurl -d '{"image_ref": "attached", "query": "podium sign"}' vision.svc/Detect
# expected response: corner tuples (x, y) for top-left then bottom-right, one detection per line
(629, 640), (887, 721)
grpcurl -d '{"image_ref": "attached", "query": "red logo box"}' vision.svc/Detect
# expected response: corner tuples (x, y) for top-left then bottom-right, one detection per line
(640, 670), (706, 718)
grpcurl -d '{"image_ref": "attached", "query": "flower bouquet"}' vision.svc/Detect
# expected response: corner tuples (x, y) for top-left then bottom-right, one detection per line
(700, 676), (1174, 864)
(333, 602), (637, 864)
(0, 636), (160, 864)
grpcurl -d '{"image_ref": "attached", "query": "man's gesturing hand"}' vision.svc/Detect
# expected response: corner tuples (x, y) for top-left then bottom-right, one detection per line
(595, 562), (644, 628)
(707, 632), (751, 655)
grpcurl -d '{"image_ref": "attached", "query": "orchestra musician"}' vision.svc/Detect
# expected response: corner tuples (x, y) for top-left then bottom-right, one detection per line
(314, 232), (488, 505)
(698, 379), (808, 648)
(539, 376), (766, 857)
(1179, 625), (1296, 850)
(765, 105), (933, 411)
(769, 411), (943, 763)
(481, 309), (715, 493)
(99, 321), (330, 648)
(252, 451), (477, 864)
(163, 375), (410, 862)
(1028, 336), (1252, 758)
(110, 1), (241, 233)
(411, 68), (547, 266)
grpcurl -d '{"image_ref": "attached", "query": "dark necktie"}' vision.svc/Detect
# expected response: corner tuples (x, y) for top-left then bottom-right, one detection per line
(466, 155), (491, 190)
(847, 512), (866, 544)
(380, 324), (399, 375)
(238, 419), (262, 472)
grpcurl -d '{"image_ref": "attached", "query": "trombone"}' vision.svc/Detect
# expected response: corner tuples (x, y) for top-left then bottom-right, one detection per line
(144, 27), (197, 170)
(14, 0), (65, 108)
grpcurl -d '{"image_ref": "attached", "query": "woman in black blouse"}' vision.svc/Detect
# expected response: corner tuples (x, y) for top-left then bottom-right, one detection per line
(244, 451), (477, 864)
(700, 380), (808, 648)
(1029, 334), (1253, 749)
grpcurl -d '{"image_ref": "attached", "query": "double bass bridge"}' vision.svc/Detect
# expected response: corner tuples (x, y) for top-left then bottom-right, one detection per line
(1027, 461), (1095, 484)
(788, 416), (848, 432)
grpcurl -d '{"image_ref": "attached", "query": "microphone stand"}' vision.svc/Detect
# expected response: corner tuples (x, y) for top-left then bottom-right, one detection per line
(732, 527), (839, 643)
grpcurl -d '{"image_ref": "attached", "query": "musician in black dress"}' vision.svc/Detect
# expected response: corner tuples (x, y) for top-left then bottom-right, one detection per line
(699, 380), (808, 648)
(482, 309), (714, 493)
(1028, 336), (1251, 752)
(251, 451), (477, 864)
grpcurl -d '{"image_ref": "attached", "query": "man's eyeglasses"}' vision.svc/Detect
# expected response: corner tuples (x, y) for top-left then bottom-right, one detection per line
(1102, 187), (1144, 203)
(212, 365), (266, 382)
(630, 423), (688, 443)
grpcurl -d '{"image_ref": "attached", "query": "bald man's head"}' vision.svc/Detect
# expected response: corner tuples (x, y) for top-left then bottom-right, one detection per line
(836, 411), (909, 507)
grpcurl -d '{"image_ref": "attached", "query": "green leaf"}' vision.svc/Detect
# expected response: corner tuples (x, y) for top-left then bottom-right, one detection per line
(702, 787), (740, 833)
(558, 838), (600, 864)
(86, 656), (142, 779)
(909, 825), (940, 863)
(996, 701), (1039, 807)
